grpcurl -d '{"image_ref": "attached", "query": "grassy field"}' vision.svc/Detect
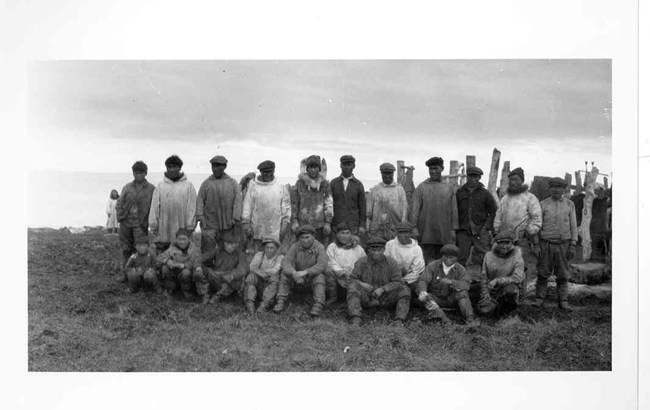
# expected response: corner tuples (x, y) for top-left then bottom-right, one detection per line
(28, 228), (611, 372)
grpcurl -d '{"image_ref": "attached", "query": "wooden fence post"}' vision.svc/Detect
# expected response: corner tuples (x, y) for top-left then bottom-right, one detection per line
(449, 160), (460, 188)
(466, 155), (476, 169)
(564, 173), (572, 199)
(487, 148), (501, 202)
(499, 160), (510, 199)
(579, 166), (599, 260)
(397, 160), (405, 185)
(574, 171), (583, 194)
(604, 176), (609, 190)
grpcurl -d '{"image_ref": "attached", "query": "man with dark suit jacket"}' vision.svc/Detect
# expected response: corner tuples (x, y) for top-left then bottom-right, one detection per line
(330, 155), (366, 238)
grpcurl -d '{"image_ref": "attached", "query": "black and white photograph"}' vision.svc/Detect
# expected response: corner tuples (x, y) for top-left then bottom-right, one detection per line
(5, 1), (643, 409)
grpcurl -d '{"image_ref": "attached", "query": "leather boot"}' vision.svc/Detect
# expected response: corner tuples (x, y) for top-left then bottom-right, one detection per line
(246, 301), (256, 315)
(273, 299), (286, 313)
(425, 301), (451, 324)
(310, 303), (323, 317)
(325, 273), (338, 305)
(533, 277), (547, 307)
(557, 281), (572, 311)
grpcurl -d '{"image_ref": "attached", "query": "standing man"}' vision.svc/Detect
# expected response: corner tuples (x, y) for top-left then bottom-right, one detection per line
(493, 167), (542, 278)
(291, 155), (334, 245)
(242, 160), (291, 252)
(148, 155), (197, 254)
(347, 236), (411, 326)
(384, 221), (426, 294)
(195, 155), (242, 263)
(410, 157), (459, 263)
(366, 163), (409, 242)
(330, 155), (366, 237)
(115, 160), (156, 281)
(455, 166), (498, 268)
(533, 177), (578, 310)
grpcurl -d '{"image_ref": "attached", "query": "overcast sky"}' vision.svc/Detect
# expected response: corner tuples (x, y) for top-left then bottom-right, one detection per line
(27, 60), (611, 184)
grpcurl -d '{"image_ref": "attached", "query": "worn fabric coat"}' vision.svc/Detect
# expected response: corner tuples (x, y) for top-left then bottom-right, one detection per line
(196, 173), (242, 231)
(281, 241), (328, 277)
(330, 175), (366, 231)
(242, 178), (291, 242)
(410, 179), (459, 245)
(106, 199), (118, 229)
(157, 242), (201, 270)
(349, 255), (404, 293)
(116, 179), (156, 228)
(148, 175), (197, 244)
(456, 182), (498, 233)
(493, 188), (542, 238)
(539, 196), (578, 244)
(416, 259), (471, 297)
(326, 242), (366, 276)
(291, 174), (334, 229)
(479, 244), (526, 296)
(384, 238), (425, 284)
(366, 182), (408, 233)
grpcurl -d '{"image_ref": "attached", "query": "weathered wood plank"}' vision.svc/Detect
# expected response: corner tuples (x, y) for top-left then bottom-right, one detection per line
(579, 166), (599, 260)
(499, 160), (510, 199)
(487, 148), (501, 202)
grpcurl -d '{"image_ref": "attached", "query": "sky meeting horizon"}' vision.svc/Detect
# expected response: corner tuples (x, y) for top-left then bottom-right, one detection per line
(27, 60), (612, 185)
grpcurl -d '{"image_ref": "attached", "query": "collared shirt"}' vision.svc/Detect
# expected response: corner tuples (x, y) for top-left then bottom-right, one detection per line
(416, 259), (471, 297)
(539, 196), (578, 244)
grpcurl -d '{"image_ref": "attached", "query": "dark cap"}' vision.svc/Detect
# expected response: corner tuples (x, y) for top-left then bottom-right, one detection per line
(305, 155), (321, 168)
(395, 221), (413, 232)
(340, 155), (356, 164)
(222, 230), (240, 243)
(261, 237), (281, 247)
(494, 231), (516, 243)
(134, 235), (150, 245)
(508, 167), (525, 181)
(175, 228), (192, 238)
(367, 236), (387, 247)
(334, 222), (351, 233)
(440, 244), (460, 257)
(297, 225), (317, 236)
(466, 166), (483, 176)
(257, 160), (276, 171)
(379, 163), (396, 172)
(548, 177), (567, 188)
(425, 157), (444, 167)
(209, 155), (228, 165)
(165, 155), (183, 168)
(132, 161), (148, 173)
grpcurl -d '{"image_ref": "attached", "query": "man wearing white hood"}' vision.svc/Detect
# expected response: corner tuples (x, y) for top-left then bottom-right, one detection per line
(242, 160), (291, 252)
(384, 221), (425, 294)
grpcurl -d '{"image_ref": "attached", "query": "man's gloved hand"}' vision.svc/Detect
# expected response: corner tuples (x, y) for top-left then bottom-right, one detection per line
(323, 222), (331, 236)
(439, 278), (452, 285)
(280, 220), (289, 237)
(358, 227), (366, 236)
(450, 230), (456, 243)
(223, 273), (234, 283)
(567, 244), (576, 260)
(291, 221), (300, 233)
(360, 283), (374, 293)
(411, 227), (420, 240)
(166, 259), (175, 269)
(418, 291), (429, 303)
(150, 226), (159, 237)
(403, 272), (419, 283)
(372, 287), (385, 299)
(243, 223), (253, 238)
(487, 278), (499, 290)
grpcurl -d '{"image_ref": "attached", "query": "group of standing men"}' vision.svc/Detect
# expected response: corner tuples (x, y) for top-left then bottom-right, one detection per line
(114, 152), (579, 326)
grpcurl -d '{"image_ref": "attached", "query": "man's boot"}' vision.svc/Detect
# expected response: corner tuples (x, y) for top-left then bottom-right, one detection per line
(425, 300), (451, 325)
(201, 294), (210, 305)
(325, 273), (338, 305)
(310, 303), (323, 317)
(557, 281), (573, 311)
(532, 277), (547, 307)
(350, 316), (362, 327)
(246, 301), (256, 315)
(273, 299), (286, 313)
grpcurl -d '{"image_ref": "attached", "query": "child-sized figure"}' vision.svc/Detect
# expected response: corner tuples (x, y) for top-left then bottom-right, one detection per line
(124, 235), (160, 293)
(195, 231), (249, 305)
(106, 189), (119, 234)
(244, 238), (284, 314)
(158, 228), (202, 299)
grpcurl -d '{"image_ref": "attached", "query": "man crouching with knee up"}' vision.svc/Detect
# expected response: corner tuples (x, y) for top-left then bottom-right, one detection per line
(416, 244), (476, 325)
(158, 228), (201, 299)
(347, 236), (411, 326)
(245, 238), (283, 314)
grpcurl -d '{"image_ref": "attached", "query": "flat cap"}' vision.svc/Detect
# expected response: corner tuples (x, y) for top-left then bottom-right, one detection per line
(261, 237), (281, 248)
(165, 155), (184, 168)
(508, 167), (525, 181)
(134, 235), (150, 245)
(340, 155), (356, 163)
(367, 236), (387, 247)
(440, 244), (460, 257)
(548, 177), (567, 188)
(466, 166), (483, 176)
(494, 231), (516, 243)
(257, 160), (276, 171)
(425, 157), (444, 167)
(395, 221), (413, 232)
(334, 222), (351, 232)
(175, 228), (192, 238)
(209, 155), (228, 165)
(379, 162), (396, 172)
(296, 225), (317, 236)
(222, 230), (240, 243)
(131, 161), (148, 172)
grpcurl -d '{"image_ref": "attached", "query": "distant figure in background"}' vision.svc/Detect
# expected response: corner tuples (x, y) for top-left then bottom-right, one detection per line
(115, 161), (155, 283)
(366, 163), (408, 242)
(106, 189), (119, 234)
(195, 155), (242, 263)
(590, 185), (609, 261)
(410, 157), (459, 263)
(330, 155), (366, 238)
(149, 155), (197, 255)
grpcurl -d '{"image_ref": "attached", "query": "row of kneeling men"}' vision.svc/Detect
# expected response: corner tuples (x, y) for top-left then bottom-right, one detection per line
(124, 220), (528, 326)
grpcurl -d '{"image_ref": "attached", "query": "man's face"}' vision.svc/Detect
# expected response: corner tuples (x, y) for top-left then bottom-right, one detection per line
(166, 165), (182, 179)
(260, 169), (275, 182)
(467, 174), (480, 188)
(368, 246), (385, 261)
(396, 231), (411, 245)
(175, 235), (190, 250)
(224, 241), (239, 254)
(336, 229), (352, 245)
(211, 163), (226, 178)
(550, 186), (564, 199)
(496, 240), (513, 254)
(442, 255), (457, 267)
(428, 165), (443, 181)
(263, 242), (278, 258)
(307, 164), (320, 179)
(508, 175), (523, 190)
(381, 171), (394, 185)
(299, 233), (314, 248)
(135, 243), (149, 255)
(340, 162), (355, 178)
(133, 170), (147, 183)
